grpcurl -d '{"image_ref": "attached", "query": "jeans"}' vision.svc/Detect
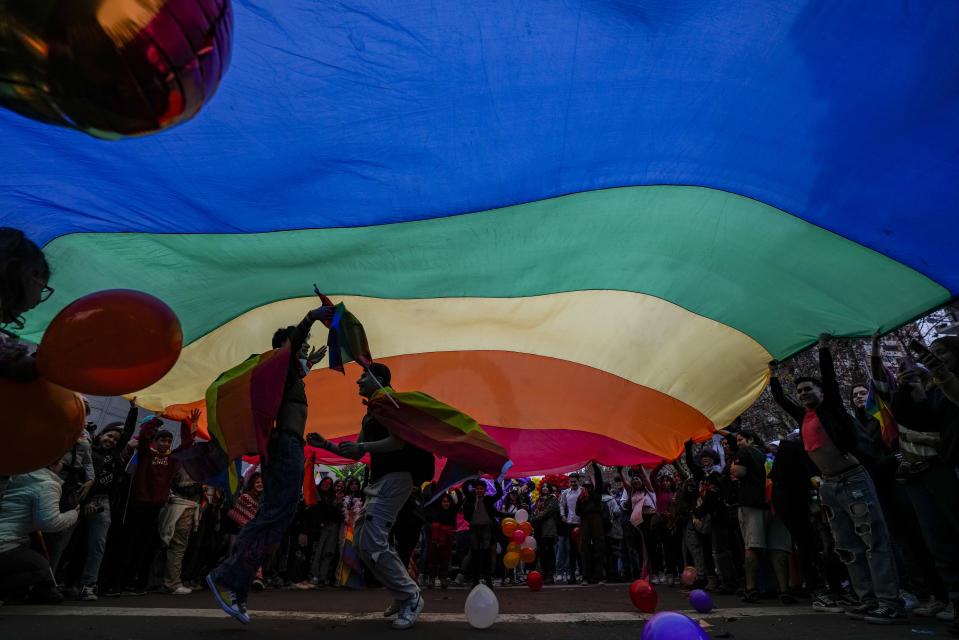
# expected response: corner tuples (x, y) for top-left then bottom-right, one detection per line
(820, 466), (900, 609)
(684, 521), (706, 579)
(81, 496), (111, 586)
(355, 472), (418, 603)
(903, 458), (959, 601)
(214, 430), (305, 600)
(555, 535), (570, 576)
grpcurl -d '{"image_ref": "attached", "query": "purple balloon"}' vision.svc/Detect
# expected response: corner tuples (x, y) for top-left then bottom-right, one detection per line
(689, 589), (714, 613)
(641, 612), (709, 640)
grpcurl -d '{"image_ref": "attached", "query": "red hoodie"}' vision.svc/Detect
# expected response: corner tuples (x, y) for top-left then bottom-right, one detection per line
(133, 418), (194, 505)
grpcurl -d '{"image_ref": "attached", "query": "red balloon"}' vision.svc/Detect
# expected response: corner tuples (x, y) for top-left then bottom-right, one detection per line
(37, 289), (183, 395)
(519, 521), (533, 536)
(571, 526), (581, 544)
(629, 579), (658, 613)
(0, 0), (234, 138)
(512, 529), (526, 544)
(520, 547), (536, 564)
(526, 571), (543, 591)
(0, 377), (85, 474)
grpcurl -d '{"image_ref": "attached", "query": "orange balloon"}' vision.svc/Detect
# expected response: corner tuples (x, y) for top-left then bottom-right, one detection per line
(520, 547), (536, 564)
(519, 521), (533, 536)
(506, 542), (521, 554)
(503, 551), (520, 569)
(37, 289), (183, 396)
(501, 518), (518, 537)
(0, 377), (85, 474)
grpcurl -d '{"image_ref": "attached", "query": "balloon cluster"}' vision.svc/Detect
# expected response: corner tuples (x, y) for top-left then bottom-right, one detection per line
(0, 0), (233, 139)
(0, 290), (182, 474)
(501, 510), (536, 571)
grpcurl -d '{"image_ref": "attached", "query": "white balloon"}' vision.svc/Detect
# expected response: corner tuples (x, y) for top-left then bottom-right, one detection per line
(521, 536), (537, 551)
(514, 508), (529, 523)
(465, 583), (499, 629)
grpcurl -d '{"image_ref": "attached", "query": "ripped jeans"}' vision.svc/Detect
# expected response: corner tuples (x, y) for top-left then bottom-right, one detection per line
(820, 466), (901, 609)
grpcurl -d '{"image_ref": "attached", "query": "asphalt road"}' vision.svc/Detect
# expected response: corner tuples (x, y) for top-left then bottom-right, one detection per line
(0, 582), (951, 639)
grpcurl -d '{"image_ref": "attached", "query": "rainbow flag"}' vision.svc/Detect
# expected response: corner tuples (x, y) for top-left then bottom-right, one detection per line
(202, 342), (291, 495)
(327, 302), (373, 373)
(339, 522), (365, 589)
(865, 377), (899, 446)
(366, 387), (511, 490)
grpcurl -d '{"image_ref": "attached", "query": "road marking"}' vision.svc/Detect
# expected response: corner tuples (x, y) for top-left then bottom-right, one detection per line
(0, 605), (825, 623)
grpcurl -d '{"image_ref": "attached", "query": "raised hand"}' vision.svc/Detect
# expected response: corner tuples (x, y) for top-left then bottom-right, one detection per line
(189, 408), (202, 424)
(307, 345), (328, 365)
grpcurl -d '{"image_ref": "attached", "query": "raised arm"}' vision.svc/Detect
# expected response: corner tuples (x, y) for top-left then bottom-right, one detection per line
(769, 368), (806, 425)
(817, 335), (844, 409)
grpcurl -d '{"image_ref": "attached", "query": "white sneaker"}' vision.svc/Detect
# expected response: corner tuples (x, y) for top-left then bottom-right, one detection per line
(900, 590), (920, 611)
(79, 585), (98, 601)
(392, 593), (425, 630)
(383, 599), (403, 617)
(170, 586), (192, 595)
(936, 603), (955, 621)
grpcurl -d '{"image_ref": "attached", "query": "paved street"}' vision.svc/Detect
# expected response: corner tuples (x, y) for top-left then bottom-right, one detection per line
(1, 582), (949, 639)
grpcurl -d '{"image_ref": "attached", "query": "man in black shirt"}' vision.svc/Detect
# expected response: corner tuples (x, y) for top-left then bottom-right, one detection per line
(309, 363), (431, 630)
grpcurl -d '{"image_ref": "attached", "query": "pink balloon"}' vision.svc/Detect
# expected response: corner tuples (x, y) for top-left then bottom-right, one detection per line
(512, 529), (527, 544)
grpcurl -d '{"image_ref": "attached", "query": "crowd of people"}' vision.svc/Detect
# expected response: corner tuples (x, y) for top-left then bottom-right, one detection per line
(1, 227), (958, 634)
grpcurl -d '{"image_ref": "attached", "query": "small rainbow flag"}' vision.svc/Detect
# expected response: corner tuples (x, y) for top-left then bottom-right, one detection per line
(326, 302), (373, 373)
(865, 377), (899, 446)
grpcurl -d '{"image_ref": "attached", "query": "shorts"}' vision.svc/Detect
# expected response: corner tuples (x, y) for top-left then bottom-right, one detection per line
(738, 506), (792, 552)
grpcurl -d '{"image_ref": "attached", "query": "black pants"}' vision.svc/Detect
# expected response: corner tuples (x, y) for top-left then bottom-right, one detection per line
(538, 536), (556, 582)
(109, 501), (161, 590)
(468, 524), (494, 586)
(0, 545), (54, 597)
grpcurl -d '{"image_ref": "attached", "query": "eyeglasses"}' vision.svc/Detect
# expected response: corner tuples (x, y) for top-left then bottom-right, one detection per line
(39, 285), (54, 302)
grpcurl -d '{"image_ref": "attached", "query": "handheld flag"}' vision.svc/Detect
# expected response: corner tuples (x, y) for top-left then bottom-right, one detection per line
(326, 302), (373, 373)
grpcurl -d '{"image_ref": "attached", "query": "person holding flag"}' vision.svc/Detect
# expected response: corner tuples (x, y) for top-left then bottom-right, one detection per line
(206, 304), (334, 625)
(308, 363), (433, 631)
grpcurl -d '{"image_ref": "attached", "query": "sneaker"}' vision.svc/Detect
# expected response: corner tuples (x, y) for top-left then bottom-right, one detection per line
(915, 598), (947, 617)
(844, 601), (876, 620)
(392, 593), (425, 630)
(252, 578), (265, 591)
(652, 572), (667, 585)
(937, 603), (956, 621)
(740, 589), (762, 604)
(101, 588), (122, 598)
(779, 592), (798, 605)
(837, 593), (861, 608)
(206, 573), (249, 625)
(812, 592), (843, 613)
(863, 605), (907, 625)
(120, 588), (146, 596)
(169, 586), (192, 595)
(383, 599), (403, 617)
(294, 581), (316, 590)
(900, 590), (920, 611)
(79, 585), (98, 601)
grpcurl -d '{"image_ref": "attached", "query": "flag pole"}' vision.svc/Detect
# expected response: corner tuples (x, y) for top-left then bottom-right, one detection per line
(365, 364), (400, 408)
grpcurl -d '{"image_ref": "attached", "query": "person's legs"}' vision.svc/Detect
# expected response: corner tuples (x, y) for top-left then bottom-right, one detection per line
(81, 499), (111, 589)
(685, 522), (706, 582)
(710, 517), (736, 589)
(163, 507), (196, 591)
(540, 536), (556, 583)
(212, 430), (305, 603)
(354, 472), (418, 604)
(820, 475), (879, 607)
(0, 545), (57, 598)
(766, 514), (793, 595)
(739, 507), (767, 595)
(908, 461), (959, 604)
(44, 522), (77, 577)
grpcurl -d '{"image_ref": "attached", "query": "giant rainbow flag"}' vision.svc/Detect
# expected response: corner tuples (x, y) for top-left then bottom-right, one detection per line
(6, 1), (959, 474)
